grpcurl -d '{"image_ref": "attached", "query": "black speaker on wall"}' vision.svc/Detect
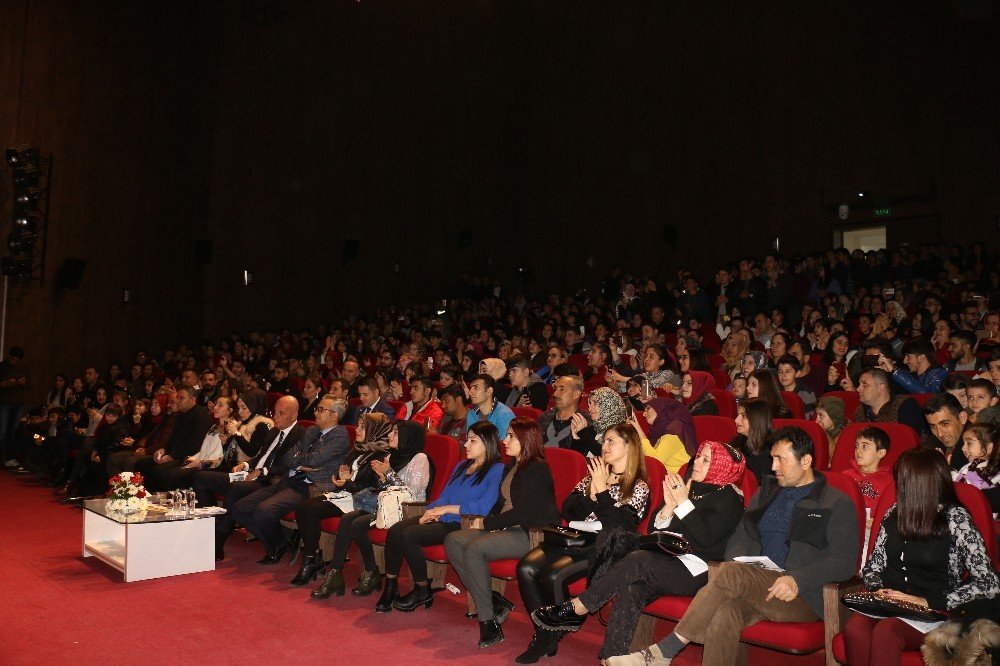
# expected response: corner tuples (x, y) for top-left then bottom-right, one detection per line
(55, 258), (86, 290)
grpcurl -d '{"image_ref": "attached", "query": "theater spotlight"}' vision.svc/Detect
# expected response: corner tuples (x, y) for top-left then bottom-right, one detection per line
(13, 189), (39, 212)
(13, 213), (37, 231)
(7, 236), (36, 253)
(11, 168), (39, 188)
(5, 145), (37, 168)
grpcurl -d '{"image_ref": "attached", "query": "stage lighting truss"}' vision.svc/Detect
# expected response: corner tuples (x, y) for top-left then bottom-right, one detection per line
(3, 147), (51, 284)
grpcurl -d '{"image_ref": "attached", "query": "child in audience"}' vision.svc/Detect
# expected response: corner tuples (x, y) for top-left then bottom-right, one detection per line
(730, 374), (748, 405)
(953, 423), (1000, 494)
(843, 426), (891, 556)
(814, 396), (847, 466)
(966, 378), (1000, 425)
(775, 354), (817, 418)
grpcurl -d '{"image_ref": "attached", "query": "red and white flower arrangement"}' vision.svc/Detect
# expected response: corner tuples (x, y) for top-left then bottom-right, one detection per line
(105, 471), (150, 514)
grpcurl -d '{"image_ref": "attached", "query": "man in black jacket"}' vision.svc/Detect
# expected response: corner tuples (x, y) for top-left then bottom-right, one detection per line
(136, 385), (213, 490)
(611, 427), (859, 666)
(499, 354), (549, 410)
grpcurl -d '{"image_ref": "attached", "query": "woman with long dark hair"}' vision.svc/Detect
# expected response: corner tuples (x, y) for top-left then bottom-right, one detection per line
(746, 368), (792, 418)
(376, 421), (504, 614)
(733, 398), (774, 485)
(843, 447), (1000, 665)
(444, 418), (560, 649)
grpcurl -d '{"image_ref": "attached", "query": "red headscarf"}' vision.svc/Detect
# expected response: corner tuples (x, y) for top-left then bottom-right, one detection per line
(697, 440), (747, 487)
(682, 371), (716, 406)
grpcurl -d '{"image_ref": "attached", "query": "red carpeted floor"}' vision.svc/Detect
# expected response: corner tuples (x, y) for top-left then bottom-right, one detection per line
(0, 472), (825, 665)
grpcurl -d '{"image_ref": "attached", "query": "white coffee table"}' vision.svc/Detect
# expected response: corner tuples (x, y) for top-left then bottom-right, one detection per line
(82, 500), (217, 582)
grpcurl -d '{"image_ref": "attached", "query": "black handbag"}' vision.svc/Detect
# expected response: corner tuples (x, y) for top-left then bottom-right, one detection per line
(637, 531), (692, 556)
(540, 525), (597, 548)
(841, 591), (948, 623)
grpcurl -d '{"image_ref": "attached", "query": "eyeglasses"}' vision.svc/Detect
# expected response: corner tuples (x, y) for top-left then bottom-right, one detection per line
(314, 406), (333, 414)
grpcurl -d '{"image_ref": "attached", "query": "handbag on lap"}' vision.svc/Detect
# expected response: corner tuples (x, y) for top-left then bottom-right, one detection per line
(375, 486), (413, 529)
(841, 590), (948, 623)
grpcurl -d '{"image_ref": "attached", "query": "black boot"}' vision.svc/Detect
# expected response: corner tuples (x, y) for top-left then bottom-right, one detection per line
(531, 601), (586, 632)
(215, 536), (226, 562)
(352, 568), (383, 596)
(289, 551), (326, 587)
(311, 568), (344, 599)
(492, 591), (516, 625)
(392, 581), (434, 612)
(256, 544), (288, 565)
(478, 620), (505, 649)
(479, 620), (504, 648)
(375, 576), (398, 613)
(515, 627), (559, 664)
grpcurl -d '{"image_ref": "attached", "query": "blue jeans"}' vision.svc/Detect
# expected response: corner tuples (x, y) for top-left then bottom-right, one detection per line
(0, 403), (24, 460)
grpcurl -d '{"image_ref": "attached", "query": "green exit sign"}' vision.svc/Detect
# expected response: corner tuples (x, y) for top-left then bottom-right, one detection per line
(873, 208), (891, 217)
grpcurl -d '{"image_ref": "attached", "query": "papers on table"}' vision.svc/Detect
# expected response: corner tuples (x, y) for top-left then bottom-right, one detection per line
(733, 556), (785, 572)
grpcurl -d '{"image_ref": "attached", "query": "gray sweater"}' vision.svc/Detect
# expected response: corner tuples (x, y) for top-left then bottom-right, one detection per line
(724, 471), (860, 617)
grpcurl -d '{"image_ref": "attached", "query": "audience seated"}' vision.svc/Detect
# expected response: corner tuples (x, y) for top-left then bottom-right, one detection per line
(10, 239), (1000, 665)
(533, 440), (745, 660)
(610, 426), (859, 666)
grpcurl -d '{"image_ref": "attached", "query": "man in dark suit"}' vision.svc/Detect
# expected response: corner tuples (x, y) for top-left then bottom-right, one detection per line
(357, 377), (397, 420)
(204, 394), (302, 559)
(227, 395), (350, 564)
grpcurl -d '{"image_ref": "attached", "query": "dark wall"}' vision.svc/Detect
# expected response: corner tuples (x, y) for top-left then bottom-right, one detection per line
(4, 1), (999, 397)
(202, 1), (1000, 336)
(0, 1), (221, 398)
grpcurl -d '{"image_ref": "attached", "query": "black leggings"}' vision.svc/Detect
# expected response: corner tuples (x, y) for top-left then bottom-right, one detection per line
(516, 543), (592, 613)
(384, 515), (459, 581)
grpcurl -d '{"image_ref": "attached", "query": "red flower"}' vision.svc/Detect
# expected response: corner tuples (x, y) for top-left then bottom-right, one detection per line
(136, 490), (146, 498)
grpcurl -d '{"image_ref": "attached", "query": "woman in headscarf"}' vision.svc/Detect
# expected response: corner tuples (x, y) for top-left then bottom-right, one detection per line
(814, 396), (847, 467)
(641, 397), (696, 472)
(480, 358), (508, 383)
(292, 413), (394, 587)
(222, 388), (274, 462)
(310, 418), (430, 599)
(568, 387), (628, 457)
(721, 329), (752, 380)
(682, 371), (718, 417)
(530, 440), (745, 662)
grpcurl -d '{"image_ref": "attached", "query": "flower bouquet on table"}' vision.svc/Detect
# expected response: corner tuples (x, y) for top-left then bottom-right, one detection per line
(105, 471), (150, 516)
